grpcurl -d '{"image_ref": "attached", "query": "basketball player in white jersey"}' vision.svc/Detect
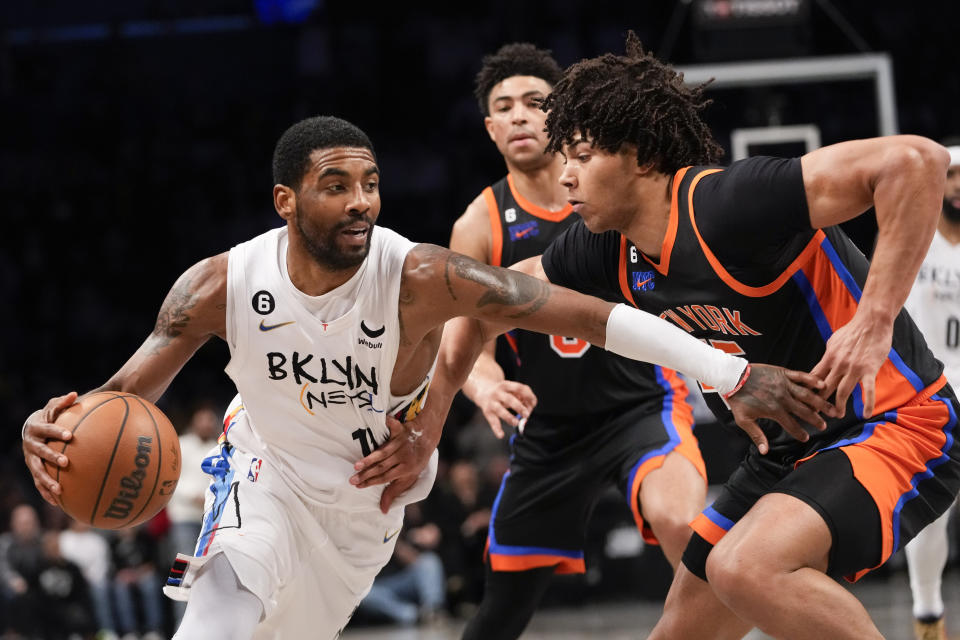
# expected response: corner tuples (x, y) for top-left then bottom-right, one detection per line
(904, 144), (960, 640)
(21, 116), (832, 640)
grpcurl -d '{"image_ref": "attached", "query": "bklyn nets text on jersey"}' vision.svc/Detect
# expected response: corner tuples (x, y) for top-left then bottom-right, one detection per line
(265, 351), (383, 413)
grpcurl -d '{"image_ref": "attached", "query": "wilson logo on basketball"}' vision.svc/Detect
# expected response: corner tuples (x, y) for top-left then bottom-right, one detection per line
(102, 436), (153, 520)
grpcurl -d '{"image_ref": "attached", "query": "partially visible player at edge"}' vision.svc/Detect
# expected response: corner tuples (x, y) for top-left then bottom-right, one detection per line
(903, 143), (960, 640)
(20, 116), (829, 640)
(532, 34), (953, 640)
(450, 43), (710, 640)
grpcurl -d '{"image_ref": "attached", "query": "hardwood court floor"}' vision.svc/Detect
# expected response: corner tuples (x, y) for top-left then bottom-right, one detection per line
(344, 567), (960, 639)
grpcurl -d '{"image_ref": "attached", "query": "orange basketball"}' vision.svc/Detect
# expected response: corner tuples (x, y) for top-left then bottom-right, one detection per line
(45, 392), (181, 529)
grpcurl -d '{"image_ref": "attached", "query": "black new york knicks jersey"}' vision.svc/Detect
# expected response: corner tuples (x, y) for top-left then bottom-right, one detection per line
(484, 174), (664, 415)
(542, 157), (945, 460)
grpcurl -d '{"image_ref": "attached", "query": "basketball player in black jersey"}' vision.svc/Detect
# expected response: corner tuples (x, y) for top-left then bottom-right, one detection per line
(524, 34), (959, 639)
(447, 44), (709, 640)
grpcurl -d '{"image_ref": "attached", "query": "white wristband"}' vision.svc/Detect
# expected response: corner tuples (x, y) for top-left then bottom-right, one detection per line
(604, 303), (747, 396)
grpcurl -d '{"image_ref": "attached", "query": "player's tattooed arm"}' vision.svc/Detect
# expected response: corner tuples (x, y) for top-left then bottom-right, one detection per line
(22, 252), (229, 505)
(100, 252), (229, 401)
(400, 243), (610, 348)
(149, 274), (201, 352)
(442, 250), (551, 317)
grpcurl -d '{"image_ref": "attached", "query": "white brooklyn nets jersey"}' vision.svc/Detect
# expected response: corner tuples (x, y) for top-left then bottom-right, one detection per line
(905, 229), (960, 385)
(223, 225), (437, 511)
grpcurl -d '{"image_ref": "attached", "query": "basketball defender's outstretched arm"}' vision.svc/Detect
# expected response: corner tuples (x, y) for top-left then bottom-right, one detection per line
(353, 247), (835, 511)
(22, 253), (228, 504)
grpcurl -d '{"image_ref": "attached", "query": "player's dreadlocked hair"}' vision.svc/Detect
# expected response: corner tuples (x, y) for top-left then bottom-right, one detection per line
(474, 43), (563, 117)
(542, 32), (723, 174)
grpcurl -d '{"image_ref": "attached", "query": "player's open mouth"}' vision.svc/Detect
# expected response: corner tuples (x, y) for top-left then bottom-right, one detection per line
(341, 225), (369, 243)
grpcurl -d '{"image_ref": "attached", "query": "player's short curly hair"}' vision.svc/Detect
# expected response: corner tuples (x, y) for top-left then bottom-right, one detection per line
(474, 43), (563, 117)
(272, 116), (376, 190)
(542, 32), (723, 174)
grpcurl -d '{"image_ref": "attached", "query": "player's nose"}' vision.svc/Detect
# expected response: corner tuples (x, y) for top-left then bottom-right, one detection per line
(346, 184), (371, 214)
(511, 103), (528, 124)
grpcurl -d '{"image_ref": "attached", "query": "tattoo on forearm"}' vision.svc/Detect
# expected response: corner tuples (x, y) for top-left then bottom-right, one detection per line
(151, 276), (198, 351)
(502, 286), (550, 319)
(445, 253), (551, 318)
(443, 255), (457, 301)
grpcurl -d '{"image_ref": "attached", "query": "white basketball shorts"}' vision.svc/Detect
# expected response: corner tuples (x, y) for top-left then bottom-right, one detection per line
(163, 439), (404, 639)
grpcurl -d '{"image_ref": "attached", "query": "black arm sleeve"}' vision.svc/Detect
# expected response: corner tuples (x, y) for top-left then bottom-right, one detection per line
(694, 156), (811, 268)
(541, 220), (624, 303)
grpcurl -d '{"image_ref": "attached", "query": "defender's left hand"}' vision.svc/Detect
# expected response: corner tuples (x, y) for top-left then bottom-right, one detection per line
(811, 313), (893, 419)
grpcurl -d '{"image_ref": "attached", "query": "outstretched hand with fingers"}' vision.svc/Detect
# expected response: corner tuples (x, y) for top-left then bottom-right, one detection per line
(810, 313), (893, 420)
(726, 365), (837, 455)
(473, 380), (537, 438)
(21, 391), (77, 505)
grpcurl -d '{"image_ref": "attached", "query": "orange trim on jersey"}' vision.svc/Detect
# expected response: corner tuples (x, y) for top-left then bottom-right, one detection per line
(483, 538), (586, 574)
(685, 166), (827, 296)
(690, 513), (727, 546)
(800, 245), (927, 415)
(628, 369), (704, 544)
(489, 551), (586, 574)
(506, 173), (574, 222)
(483, 186), (503, 267)
(641, 167), (690, 276)
(618, 235), (636, 304)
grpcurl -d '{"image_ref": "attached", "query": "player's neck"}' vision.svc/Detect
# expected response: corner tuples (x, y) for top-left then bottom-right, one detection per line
(938, 213), (960, 245)
(285, 239), (362, 296)
(622, 172), (673, 260)
(505, 156), (568, 212)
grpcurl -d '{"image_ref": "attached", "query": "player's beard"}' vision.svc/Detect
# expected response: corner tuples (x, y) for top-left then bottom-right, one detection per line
(295, 203), (375, 271)
(944, 197), (960, 223)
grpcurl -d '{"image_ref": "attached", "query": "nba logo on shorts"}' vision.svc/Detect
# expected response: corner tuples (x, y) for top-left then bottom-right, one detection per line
(247, 458), (262, 482)
(631, 270), (656, 291)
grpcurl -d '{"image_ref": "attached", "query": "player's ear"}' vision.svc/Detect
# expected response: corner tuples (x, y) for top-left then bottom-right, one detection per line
(636, 161), (657, 176)
(274, 184), (295, 220)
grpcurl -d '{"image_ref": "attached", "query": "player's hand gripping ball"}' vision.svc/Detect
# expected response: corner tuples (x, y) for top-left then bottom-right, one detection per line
(44, 392), (181, 529)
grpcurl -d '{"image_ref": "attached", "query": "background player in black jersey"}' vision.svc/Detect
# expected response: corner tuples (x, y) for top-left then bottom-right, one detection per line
(530, 33), (959, 640)
(445, 44), (710, 640)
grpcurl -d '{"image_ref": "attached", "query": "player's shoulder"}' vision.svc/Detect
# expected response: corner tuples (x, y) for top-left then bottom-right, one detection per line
(450, 192), (495, 261)
(694, 156), (802, 189)
(186, 251), (229, 284)
(689, 156), (805, 217)
(456, 191), (492, 228)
